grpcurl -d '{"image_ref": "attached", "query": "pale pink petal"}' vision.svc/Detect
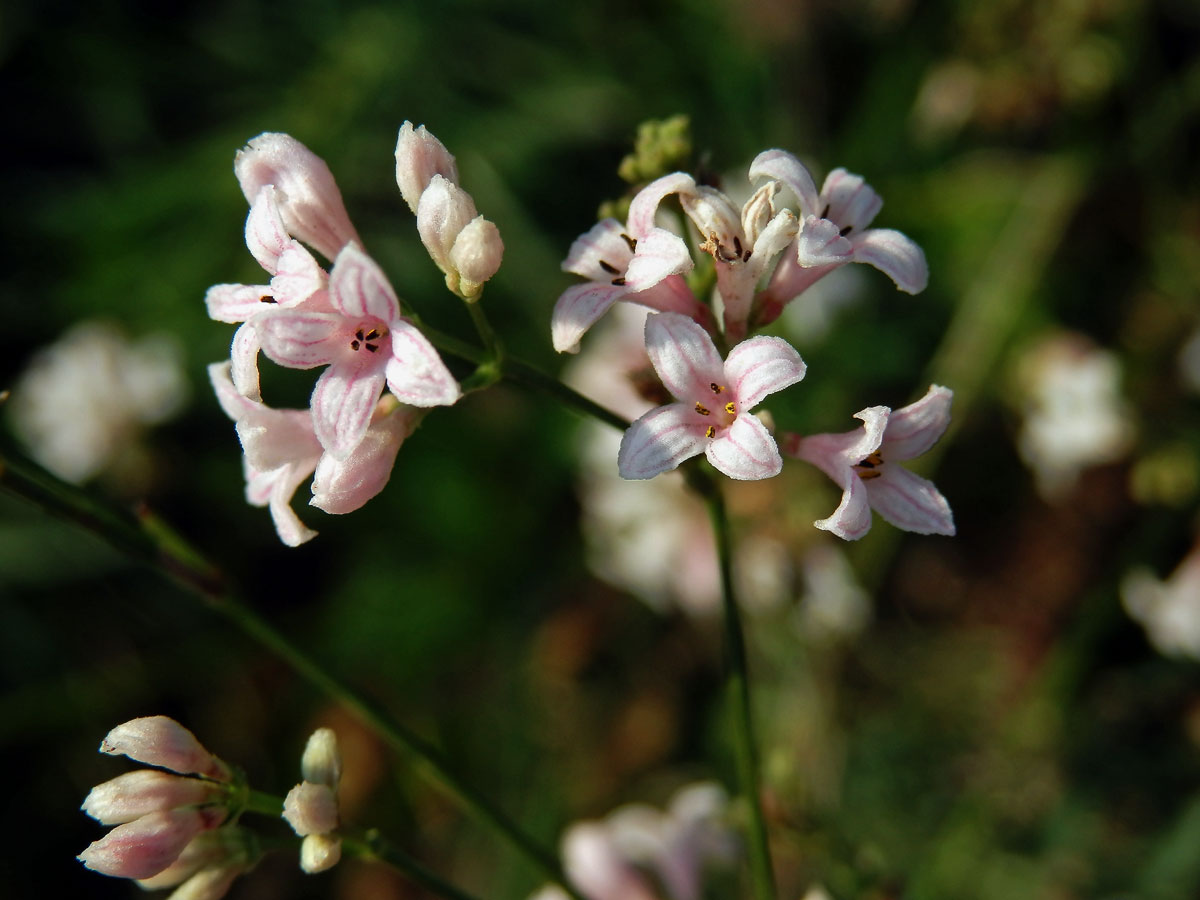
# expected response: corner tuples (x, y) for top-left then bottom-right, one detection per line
(552, 281), (626, 353)
(705, 414), (782, 480)
(645, 312), (724, 401)
(234, 133), (361, 261)
(723, 335), (806, 410)
(229, 324), (262, 400)
(449, 216), (504, 291)
(310, 364), (386, 459)
(795, 215), (854, 266)
(749, 149), (821, 216)
(624, 228), (694, 291)
(416, 174), (478, 269)
(384, 320), (460, 407)
(208, 361), (259, 421)
(282, 782), (339, 836)
(328, 243), (401, 323)
(627, 172), (697, 239)
(311, 404), (411, 514)
(269, 243), (325, 307)
(78, 809), (219, 880)
(244, 186), (290, 273)
(243, 460), (274, 508)
(786, 406), (889, 481)
(814, 466), (874, 541)
(205, 283), (271, 324)
(100, 717), (228, 779)
(136, 833), (230, 890)
(744, 210), (799, 285)
(618, 403), (709, 479)
(628, 275), (713, 328)
(881, 385), (953, 460)
(82, 771), (220, 826)
(820, 168), (882, 232)
(867, 465), (955, 535)
(255, 310), (342, 369)
(562, 823), (659, 900)
(266, 461), (320, 547)
(755, 252), (838, 326)
(235, 407), (321, 472)
(562, 218), (634, 279)
(850, 228), (928, 294)
(163, 866), (241, 900)
(395, 121), (459, 213)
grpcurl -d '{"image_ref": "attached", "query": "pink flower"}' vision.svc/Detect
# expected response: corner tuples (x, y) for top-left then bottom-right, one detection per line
(784, 385), (955, 540)
(552, 174), (710, 354)
(617, 312), (805, 480)
(78, 808), (225, 880)
(282, 728), (343, 874)
(210, 362), (415, 547)
(99, 716), (231, 781)
(751, 151), (928, 328)
(253, 241), (458, 459)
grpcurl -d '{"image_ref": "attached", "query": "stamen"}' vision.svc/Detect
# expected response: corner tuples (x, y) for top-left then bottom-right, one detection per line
(732, 235), (743, 258)
(858, 469), (882, 480)
(695, 402), (711, 416)
(621, 233), (637, 252)
(350, 339), (361, 351)
(355, 329), (365, 340)
(820, 204), (830, 219)
(259, 295), (277, 304)
(598, 260), (619, 274)
(611, 277), (626, 287)
(366, 344), (378, 353)
(705, 425), (716, 439)
(724, 402), (736, 415)
(364, 328), (380, 341)
(839, 224), (853, 237)
(742, 248), (752, 262)
(710, 383), (725, 394)
(853, 451), (885, 479)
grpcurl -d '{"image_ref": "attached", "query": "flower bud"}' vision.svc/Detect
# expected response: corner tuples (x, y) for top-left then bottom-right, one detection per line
(100, 717), (230, 781)
(164, 865), (242, 900)
(299, 727), (341, 786)
(416, 174), (479, 275)
(450, 216), (504, 300)
(282, 782), (339, 837)
(77, 808), (222, 880)
(235, 133), (361, 262)
(395, 121), (459, 214)
(299, 834), (343, 874)
(82, 770), (222, 825)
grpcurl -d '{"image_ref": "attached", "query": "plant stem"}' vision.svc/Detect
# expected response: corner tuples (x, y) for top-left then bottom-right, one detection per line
(343, 827), (488, 900)
(0, 444), (583, 900)
(696, 470), (775, 900)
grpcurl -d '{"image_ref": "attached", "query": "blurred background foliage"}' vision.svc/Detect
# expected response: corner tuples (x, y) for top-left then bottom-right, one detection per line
(1, 0), (1199, 897)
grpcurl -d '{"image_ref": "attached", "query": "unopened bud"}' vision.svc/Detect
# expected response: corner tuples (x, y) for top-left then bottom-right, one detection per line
(299, 727), (342, 786)
(450, 216), (504, 300)
(282, 782), (339, 837)
(77, 808), (222, 880)
(100, 717), (230, 781)
(82, 770), (222, 825)
(299, 834), (342, 874)
(395, 121), (459, 213)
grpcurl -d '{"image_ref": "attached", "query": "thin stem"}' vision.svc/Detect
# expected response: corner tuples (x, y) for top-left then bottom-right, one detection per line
(466, 299), (502, 364)
(695, 470), (775, 900)
(0, 444), (583, 900)
(342, 827), (488, 900)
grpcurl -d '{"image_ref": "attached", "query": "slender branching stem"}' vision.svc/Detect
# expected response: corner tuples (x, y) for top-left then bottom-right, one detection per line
(342, 827), (489, 900)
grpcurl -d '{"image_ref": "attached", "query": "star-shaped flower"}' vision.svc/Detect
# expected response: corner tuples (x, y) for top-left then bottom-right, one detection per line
(784, 384), (955, 540)
(618, 312), (805, 481)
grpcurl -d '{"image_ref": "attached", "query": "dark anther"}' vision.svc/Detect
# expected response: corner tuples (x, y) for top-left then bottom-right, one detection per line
(259, 295), (277, 304)
(612, 277), (626, 286)
(350, 339), (361, 351)
(820, 204), (830, 219)
(710, 383), (723, 393)
(621, 233), (637, 252)
(742, 249), (752, 262)
(355, 329), (365, 340)
(839, 224), (853, 237)
(598, 260), (619, 275)
(733, 236), (743, 257)
(364, 328), (380, 341)
(366, 344), (378, 353)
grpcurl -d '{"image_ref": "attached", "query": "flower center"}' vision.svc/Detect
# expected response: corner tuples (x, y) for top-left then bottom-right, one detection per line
(853, 450), (884, 480)
(349, 324), (388, 354)
(699, 232), (751, 264)
(694, 382), (737, 439)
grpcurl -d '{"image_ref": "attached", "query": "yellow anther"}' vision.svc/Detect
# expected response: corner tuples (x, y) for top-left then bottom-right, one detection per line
(710, 383), (725, 394)
(695, 402), (711, 416)
(705, 425), (716, 439)
(724, 402), (736, 415)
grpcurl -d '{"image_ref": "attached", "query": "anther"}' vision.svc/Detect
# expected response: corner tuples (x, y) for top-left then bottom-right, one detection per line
(364, 328), (380, 341)
(598, 260), (619, 275)
(695, 403), (711, 416)
(350, 339), (360, 351)
(705, 425), (716, 439)
(259, 295), (277, 304)
(366, 344), (378, 353)
(820, 204), (830, 219)
(839, 224), (853, 237)
(724, 402), (736, 415)
(621, 233), (637, 252)
(858, 469), (882, 480)
(733, 236), (743, 257)
(611, 277), (626, 287)
(710, 383), (725, 394)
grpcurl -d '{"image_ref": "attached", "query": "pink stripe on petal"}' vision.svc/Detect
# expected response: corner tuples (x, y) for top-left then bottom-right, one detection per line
(384, 321), (460, 407)
(311, 364), (386, 459)
(645, 313), (724, 401)
(205, 283), (270, 324)
(749, 149), (821, 217)
(821, 168), (882, 232)
(245, 185), (290, 273)
(255, 310), (342, 369)
(881, 385), (952, 460)
(617, 403), (709, 479)
(627, 172), (696, 238)
(270, 242), (325, 307)
(850, 228), (928, 294)
(329, 243), (401, 322)
(868, 465), (955, 535)
(724, 335), (805, 410)
(623, 228), (694, 291)
(705, 414), (782, 480)
(562, 218), (634, 278)
(814, 468), (874, 540)
(551, 281), (625, 353)
(78, 809), (214, 880)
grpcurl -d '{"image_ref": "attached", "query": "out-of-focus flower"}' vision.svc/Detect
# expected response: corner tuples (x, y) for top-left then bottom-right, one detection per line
(751, 152), (928, 331)
(618, 312), (805, 481)
(282, 728), (343, 874)
(795, 543), (872, 641)
(253, 241), (458, 459)
(210, 362), (414, 547)
(552, 174), (708, 355)
(1122, 541), (1200, 660)
(78, 717), (251, 896)
(785, 385), (955, 540)
(531, 783), (738, 900)
(1013, 334), (1134, 500)
(395, 121), (504, 300)
(10, 321), (186, 484)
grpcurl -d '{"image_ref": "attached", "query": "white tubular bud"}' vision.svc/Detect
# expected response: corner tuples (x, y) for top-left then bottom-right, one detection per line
(449, 216), (504, 300)
(82, 770), (222, 825)
(100, 717), (230, 781)
(282, 783), (339, 837)
(299, 834), (343, 874)
(395, 121), (459, 213)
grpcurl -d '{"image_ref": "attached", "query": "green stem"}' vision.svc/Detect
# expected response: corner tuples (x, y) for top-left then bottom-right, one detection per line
(694, 470), (775, 900)
(466, 299), (502, 364)
(343, 827), (487, 900)
(0, 444), (583, 900)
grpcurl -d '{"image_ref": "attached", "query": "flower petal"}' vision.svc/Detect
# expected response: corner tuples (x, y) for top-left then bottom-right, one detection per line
(310, 363), (386, 459)
(551, 281), (625, 353)
(77, 809), (218, 880)
(270, 242), (325, 307)
(416, 174), (478, 270)
(850, 228), (928, 294)
(795, 215), (854, 266)
(230, 323), (263, 400)
(627, 172), (696, 239)
(208, 360), (258, 420)
(244, 185), (290, 273)
(785, 406), (889, 479)
(562, 218), (634, 279)
(236, 407), (321, 472)
(821, 168), (882, 232)
(328, 243), (401, 323)
(99, 717), (228, 779)
(207, 282), (272, 326)
(82, 770), (220, 826)
(618, 403), (709, 479)
(624, 227), (694, 291)
(645, 312), (724, 401)
(383, 320), (461, 407)
(867, 465), (955, 535)
(813, 465), (874, 541)
(723, 335), (806, 410)
(705, 414), (783, 480)
(311, 405), (410, 515)
(882, 384), (953, 460)
(255, 309), (342, 369)
(749, 149), (821, 217)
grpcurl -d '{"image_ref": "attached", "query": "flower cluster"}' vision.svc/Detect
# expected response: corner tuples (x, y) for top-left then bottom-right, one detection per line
(206, 126), (501, 545)
(77, 717), (254, 899)
(555, 147), (953, 539)
(281, 728), (344, 874)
